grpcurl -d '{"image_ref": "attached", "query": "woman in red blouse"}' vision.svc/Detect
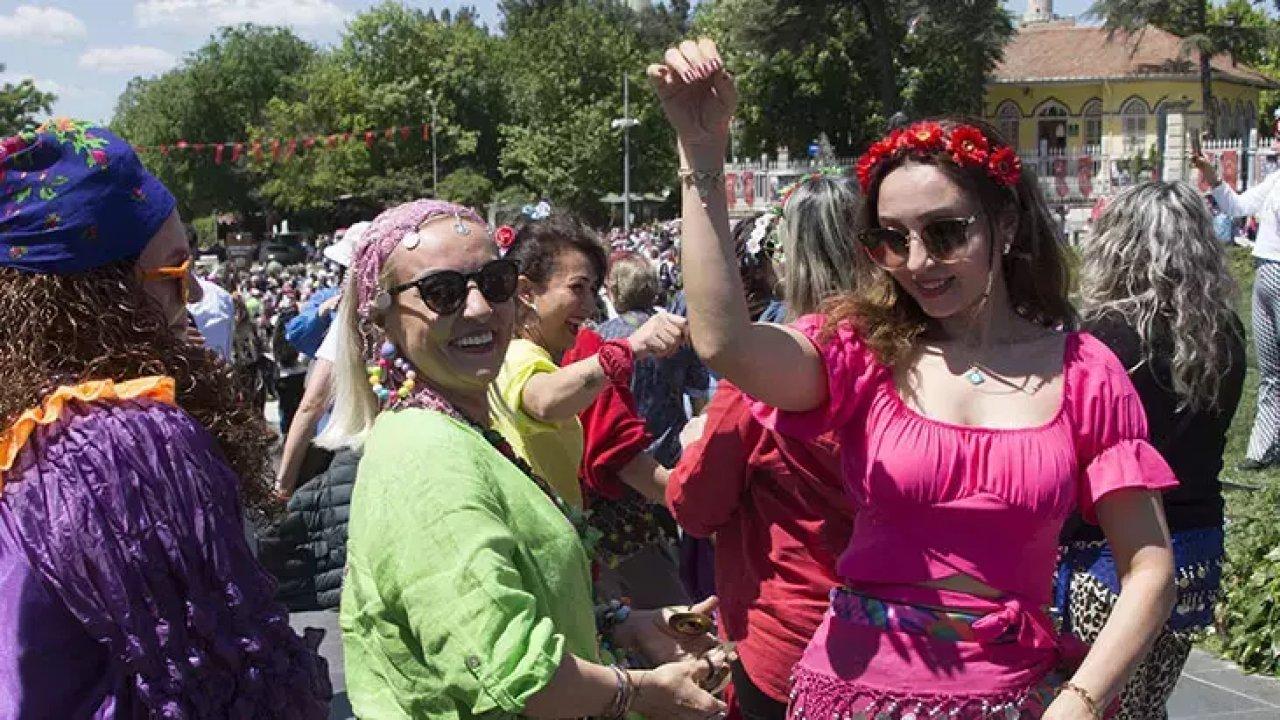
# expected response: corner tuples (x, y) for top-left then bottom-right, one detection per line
(668, 174), (868, 720)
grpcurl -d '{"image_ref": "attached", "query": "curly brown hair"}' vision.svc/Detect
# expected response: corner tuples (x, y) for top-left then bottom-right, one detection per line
(825, 116), (1073, 365)
(0, 260), (276, 512)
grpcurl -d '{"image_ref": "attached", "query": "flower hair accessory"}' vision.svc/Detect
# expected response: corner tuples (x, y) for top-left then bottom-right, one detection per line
(521, 200), (552, 221)
(855, 121), (1021, 193)
(494, 225), (516, 253)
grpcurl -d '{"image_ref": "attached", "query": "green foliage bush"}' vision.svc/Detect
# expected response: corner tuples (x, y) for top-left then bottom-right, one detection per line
(1216, 483), (1280, 675)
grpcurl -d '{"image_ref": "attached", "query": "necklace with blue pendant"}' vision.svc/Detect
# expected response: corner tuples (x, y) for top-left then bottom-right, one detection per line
(965, 365), (986, 385)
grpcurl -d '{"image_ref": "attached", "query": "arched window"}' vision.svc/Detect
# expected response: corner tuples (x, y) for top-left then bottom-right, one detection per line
(1081, 98), (1103, 147)
(996, 101), (1022, 150)
(1120, 97), (1150, 152)
(1035, 99), (1070, 153)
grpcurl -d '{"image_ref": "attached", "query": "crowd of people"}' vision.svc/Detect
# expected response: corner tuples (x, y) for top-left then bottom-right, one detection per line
(0, 35), (1269, 720)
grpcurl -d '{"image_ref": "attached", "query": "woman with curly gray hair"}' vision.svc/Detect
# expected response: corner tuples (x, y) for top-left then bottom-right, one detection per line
(1059, 180), (1246, 719)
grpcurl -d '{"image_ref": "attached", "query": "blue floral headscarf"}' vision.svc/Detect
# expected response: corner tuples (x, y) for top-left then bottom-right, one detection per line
(0, 118), (176, 274)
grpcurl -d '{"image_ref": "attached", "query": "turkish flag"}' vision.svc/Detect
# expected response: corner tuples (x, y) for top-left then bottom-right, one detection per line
(230, 143), (243, 163)
(422, 123), (430, 141)
(270, 139), (281, 161)
(327, 134), (339, 148)
(400, 126), (411, 141)
(214, 144), (224, 164)
(303, 137), (316, 150)
(283, 139), (297, 160)
(364, 131), (375, 148)
(251, 142), (262, 161)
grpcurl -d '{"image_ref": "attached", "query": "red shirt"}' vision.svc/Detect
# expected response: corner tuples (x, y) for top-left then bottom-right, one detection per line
(666, 380), (853, 702)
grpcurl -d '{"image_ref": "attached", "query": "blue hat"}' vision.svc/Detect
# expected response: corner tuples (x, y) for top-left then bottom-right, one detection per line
(0, 118), (176, 274)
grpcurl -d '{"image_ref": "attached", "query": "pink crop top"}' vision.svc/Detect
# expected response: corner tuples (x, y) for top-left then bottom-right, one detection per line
(750, 315), (1178, 608)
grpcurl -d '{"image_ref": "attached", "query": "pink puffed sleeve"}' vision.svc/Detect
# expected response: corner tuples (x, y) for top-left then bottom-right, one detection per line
(1069, 332), (1179, 524)
(748, 314), (881, 440)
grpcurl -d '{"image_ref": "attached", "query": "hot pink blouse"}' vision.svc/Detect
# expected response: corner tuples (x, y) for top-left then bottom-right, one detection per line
(751, 316), (1178, 610)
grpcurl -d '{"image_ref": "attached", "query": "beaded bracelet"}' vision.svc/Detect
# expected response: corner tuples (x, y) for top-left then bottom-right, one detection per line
(594, 598), (633, 638)
(1058, 681), (1103, 720)
(678, 167), (724, 209)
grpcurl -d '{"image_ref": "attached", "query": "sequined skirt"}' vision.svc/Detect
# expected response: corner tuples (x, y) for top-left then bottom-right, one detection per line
(788, 588), (1080, 720)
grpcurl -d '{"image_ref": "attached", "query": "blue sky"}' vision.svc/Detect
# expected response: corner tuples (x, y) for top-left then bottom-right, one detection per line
(0, 0), (1096, 124)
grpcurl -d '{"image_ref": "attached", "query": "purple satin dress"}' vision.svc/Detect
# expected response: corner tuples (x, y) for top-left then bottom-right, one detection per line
(0, 398), (330, 718)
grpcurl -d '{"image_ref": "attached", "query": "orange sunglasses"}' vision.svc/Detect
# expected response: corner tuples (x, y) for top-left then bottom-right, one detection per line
(138, 258), (192, 304)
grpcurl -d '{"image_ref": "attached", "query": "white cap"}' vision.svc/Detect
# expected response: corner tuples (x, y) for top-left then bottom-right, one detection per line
(322, 220), (371, 268)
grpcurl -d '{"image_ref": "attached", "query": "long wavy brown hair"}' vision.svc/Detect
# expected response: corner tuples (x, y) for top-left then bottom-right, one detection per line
(0, 260), (276, 511)
(825, 116), (1073, 365)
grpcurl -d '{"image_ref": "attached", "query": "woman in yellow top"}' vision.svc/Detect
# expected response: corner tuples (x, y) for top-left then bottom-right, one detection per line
(490, 212), (685, 509)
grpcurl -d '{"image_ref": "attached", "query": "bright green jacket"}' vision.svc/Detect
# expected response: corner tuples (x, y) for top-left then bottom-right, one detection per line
(341, 408), (598, 719)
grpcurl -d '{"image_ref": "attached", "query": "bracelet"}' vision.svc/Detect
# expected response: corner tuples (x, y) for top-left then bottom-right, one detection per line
(1058, 681), (1104, 720)
(597, 339), (635, 387)
(678, 167), (725, 209)
(603, 665), (637, 719)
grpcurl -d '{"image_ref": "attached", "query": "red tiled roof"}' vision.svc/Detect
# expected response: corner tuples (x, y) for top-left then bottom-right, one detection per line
(991, 22), (1279, 89)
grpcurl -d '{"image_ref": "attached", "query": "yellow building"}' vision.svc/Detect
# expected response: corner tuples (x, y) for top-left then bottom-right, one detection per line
(984, 6), (1277, 177)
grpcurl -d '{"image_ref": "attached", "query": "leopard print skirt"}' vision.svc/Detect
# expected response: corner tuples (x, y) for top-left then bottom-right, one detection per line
(1056, 527), (1223, 720)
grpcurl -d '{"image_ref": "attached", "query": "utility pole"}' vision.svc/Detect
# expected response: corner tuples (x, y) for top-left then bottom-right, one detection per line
(612, 72), (640, 236)
(427, 89), (439, 195)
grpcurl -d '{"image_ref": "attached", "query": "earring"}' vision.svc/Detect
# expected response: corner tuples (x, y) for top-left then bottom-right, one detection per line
(453, 212), (471, 236)
(1002, 242), (1013, 256)
(368, 340), (418, 404)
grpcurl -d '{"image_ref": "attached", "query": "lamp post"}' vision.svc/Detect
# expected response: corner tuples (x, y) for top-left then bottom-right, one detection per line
(612, 72), (640, 236)
(426, 89), (439, 195)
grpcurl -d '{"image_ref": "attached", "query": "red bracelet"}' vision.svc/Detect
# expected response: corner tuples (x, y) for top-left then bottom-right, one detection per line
(598, 339), (635, 387)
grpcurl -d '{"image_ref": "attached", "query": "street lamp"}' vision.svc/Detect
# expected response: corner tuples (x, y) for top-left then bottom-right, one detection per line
(612, 71), (640, 237)
(426, 89), (439, 195)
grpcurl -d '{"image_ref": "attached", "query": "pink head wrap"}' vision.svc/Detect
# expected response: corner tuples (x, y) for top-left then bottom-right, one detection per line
(350, 198), (487, 321)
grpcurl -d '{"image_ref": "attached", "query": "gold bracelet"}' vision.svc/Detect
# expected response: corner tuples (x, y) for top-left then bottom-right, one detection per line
(1058, 681), (1104, 719)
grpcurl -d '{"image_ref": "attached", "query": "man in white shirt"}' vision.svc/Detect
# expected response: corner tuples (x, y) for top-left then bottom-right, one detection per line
(187, 275), (236, 361)
(1196, 150), (1280, 469)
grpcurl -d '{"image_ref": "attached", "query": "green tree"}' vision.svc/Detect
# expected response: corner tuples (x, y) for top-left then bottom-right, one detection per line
(0, 64), (55, 135)
(111, 25), (316, 220)
(499, 1), (678, 220)
(254, 1), (508, 216)
(694, 0), (1012, 157)
(1089, 0), (1277, 136)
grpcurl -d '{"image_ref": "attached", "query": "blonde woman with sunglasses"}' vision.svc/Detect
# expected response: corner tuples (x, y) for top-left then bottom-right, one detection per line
(650, 39), (1178, 720)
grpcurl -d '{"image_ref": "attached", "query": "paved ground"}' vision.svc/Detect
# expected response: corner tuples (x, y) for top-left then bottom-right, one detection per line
(293, 609), (1280, 719)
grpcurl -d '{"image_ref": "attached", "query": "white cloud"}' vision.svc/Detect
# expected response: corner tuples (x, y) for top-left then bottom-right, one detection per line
(0, 71), (63, 95)
(78, 46), (177, 75)
(0, 5), (88, 44)
(134, 0), (348, 30)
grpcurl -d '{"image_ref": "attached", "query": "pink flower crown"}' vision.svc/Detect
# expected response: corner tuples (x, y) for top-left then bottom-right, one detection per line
(855, 121), (1021, 194)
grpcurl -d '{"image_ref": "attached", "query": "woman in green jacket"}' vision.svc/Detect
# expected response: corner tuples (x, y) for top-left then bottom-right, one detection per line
(318, 198), (728, 719)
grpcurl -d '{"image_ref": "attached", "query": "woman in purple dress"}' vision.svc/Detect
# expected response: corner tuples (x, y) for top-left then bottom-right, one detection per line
(0, 120), (330, 717)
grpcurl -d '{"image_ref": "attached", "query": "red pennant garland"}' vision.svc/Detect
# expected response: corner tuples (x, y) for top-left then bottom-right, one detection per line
(131, 121), (428, 163)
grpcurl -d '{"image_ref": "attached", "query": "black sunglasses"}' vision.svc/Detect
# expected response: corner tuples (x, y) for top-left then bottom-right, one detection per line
(389, 258), (518, 315)
(858, 215), (978, 269)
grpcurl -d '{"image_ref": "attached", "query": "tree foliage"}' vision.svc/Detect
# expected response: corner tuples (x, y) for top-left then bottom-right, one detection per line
(0, 63), (56, 136)
(111, 25), (316, 220)
(694, 0), (1012, 158)
(252, 2), (506, 217)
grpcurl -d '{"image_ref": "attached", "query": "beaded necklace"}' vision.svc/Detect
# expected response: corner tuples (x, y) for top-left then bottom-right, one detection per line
(374, 340), (602, 556)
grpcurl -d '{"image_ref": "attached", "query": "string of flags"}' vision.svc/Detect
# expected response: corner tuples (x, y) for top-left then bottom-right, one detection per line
(132, 123), (432, 164)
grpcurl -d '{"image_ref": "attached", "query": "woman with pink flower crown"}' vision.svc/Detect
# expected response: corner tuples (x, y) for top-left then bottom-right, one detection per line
(649, 39), (1179, 720)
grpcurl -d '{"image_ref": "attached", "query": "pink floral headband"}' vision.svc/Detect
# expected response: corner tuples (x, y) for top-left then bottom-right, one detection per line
(855, 121), (1021, 194)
